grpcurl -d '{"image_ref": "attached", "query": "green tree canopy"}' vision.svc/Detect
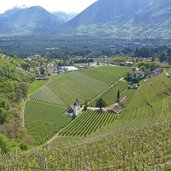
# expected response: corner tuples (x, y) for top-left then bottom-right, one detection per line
(96, 98), (107, 109)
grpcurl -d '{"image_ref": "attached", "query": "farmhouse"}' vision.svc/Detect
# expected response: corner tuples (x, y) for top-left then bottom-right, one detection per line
(132, 70), (145, 79)
(119, 96), (128, 104)
(104, 103), (122, 114)
(151, 68), (162, 77)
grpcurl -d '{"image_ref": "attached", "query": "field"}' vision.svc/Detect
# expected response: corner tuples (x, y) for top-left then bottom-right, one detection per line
(28, 80), (49, 95)
(14, 67), (171, 170)
(25, 100), (71, 145)
(51, 71), (171, 140)
(30, 66), (130, 106)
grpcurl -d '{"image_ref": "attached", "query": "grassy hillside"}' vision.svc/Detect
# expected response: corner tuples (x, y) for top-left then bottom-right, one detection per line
(1, 67), (171, 170)
(28, 80), (49, 95)
(0, 53), (34, 140)
(26, 66), (129, 144)
(56, 73), (171, 139)
(30, 66), (129, 106)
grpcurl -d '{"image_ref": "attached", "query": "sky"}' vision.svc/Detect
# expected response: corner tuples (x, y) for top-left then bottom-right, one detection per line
(0, 0), (97, 14)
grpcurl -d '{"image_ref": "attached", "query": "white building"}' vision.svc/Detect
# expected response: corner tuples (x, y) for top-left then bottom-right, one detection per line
(62, 66), (79, 72)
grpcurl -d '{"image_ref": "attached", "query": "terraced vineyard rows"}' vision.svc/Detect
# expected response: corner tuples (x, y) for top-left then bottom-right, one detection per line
(59, 110), (118, 137)
(126, 74), (171, 110)
(90, 80), (127, 106)
(30, 66), (130, 106)
(1, 119), (171, 170)
(25, 66), (130, 145)
(57, 74), (171, 138)
(17, 66), (171, 170)
(25, 100), (71, 145)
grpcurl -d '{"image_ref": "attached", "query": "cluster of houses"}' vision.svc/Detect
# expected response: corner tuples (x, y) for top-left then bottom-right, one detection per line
(24, 54), (79, 78)
(131, 67), (162, 80)
(24, 54), (43, 62)
(27, 64), (79, 77)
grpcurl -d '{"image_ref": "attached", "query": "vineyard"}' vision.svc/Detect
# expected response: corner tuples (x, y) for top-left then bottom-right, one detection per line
(90, 79), (127, 106)
(1, 119), (171, 170)
(59, 110), (118, 137)
(14, 67), (171, 170)
(55, 73), (171, 139)
(28, 80), (49, 95)
(30, 66), (129, 106)
(25, 100), (71, 145)
(24, 66), (130, 145)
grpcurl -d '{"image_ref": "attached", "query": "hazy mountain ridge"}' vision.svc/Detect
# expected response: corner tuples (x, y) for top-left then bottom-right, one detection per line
(53, 11), (78, 22)
(0, 0), (171, 38)
(0, 6), (71, 36)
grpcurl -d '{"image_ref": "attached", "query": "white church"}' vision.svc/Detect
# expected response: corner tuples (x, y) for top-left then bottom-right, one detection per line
(67, 100), (80, 117)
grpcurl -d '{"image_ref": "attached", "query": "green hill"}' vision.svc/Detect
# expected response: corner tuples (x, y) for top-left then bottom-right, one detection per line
(25, 66), (129, 144)
(30, 66), (129, 106)
(1, 69), (171, 170)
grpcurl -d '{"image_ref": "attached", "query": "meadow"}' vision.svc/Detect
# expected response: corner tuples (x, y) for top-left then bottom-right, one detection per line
(28, 80), (49, 95)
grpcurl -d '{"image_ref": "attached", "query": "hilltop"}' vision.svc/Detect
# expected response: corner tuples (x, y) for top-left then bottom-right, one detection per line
(0, 6), (63, 36)
(1, 62), (171, 169)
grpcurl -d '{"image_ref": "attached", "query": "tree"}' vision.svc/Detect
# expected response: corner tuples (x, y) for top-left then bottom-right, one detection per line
(0, 108), (7, 124)
(135, 47), (151, 58)
(83, 100), (88, 111)
(125, 72), (131, 82)
(116, 90), (120, 103)
(15, 82), (28, 102)
(0, 134), (10, 153)
(40, 67), (45, 75)
(167, 49), (171, 64)
(159, 52), (167, 63)
(140, 65), (146, 72)
(19, 82), (28, 98)
(96, 98), (107, 110)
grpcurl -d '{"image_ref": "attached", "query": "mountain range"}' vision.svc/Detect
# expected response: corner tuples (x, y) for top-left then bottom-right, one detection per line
(0, 0), (171, 38)
(0, 6), (76, 36)
(65, 0), (171, 38)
